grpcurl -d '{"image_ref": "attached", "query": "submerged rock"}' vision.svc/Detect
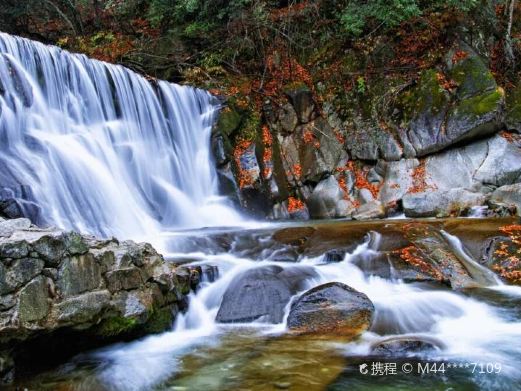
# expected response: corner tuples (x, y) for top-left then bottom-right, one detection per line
(216, 265), (317, 324)
(0, 221), (192, 383)
(370, 337), (441, 356)
(287, 282), (374, 337)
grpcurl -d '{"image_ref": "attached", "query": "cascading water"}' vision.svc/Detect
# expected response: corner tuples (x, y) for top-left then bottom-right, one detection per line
(0, 32), (242, 244)
(20, 226), (518, 391)
(2, 34), (521, 391)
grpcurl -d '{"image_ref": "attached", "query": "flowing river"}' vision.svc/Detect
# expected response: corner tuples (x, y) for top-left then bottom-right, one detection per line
(1, 33), (521, 391)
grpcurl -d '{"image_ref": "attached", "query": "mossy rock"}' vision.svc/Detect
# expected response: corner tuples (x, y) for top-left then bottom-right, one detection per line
(453, 88), (503, 119)
(142, 306), (175, 334)
(449, 55), (496, 100)
(215, 104), (244, 137)
(400, 69), (449, 123)
(96, 316), (139, 337)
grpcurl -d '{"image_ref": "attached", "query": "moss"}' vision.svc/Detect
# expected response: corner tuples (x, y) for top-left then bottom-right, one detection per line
(456, 88), (502, 117)
(96, 316), (138, 337)
(399, 69), (448, 121)
(450, 56), (496, 98)
(236, 110), (261, 142)
(215, 105), (243, 137)
(142, 307), (174, 334)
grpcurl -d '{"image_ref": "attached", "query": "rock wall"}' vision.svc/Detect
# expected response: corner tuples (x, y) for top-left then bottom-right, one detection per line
(213, 43), (521, 220)
(0, 217), (196, 383)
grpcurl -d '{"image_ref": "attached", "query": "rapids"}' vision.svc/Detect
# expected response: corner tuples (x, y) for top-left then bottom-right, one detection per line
(10, 224), (521, 391)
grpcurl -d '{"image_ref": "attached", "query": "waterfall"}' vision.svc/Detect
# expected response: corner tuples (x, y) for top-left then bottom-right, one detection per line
(0, 32), (241, 242)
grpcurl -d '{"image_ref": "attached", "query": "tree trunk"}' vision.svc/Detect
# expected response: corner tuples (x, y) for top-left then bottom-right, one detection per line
(505, 0), (516, 68)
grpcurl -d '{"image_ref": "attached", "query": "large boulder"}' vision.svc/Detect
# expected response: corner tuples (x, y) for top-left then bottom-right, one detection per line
(306, 176), (344, 219)
(287, 282), (374, 337)
(490, 183), (521, 215)
(398, 49), (502, 157)
(0, 220), (193, 383)
(403, 188), (486, 218)
(379, 159), (419, 205)
(216, 265), (317, 324)
(474, 135), (521, 186)
(423, 139), (488, 191)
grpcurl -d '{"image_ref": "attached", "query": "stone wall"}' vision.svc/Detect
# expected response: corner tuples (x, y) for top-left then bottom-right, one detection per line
(0, 217), (196, 383)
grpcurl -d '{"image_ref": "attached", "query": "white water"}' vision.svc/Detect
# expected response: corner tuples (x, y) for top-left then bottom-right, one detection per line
(0, 32), (242, 246)
(2, 33), (520, 390)
(86, 236), (521, 391)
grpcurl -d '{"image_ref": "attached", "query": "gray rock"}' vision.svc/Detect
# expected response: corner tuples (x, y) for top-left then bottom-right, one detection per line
(307, 176), (344, 218)
(335, 199), (355, 218)
(1, 257), (45, 294)
(279, 102), (299, 133)
(18, 276), (50, 323)
(379, 159), (419, 205)
(490, 183), (521, 215)
(371, 337), (440, 356)
(216, 265), (317, 324)
(403, 188), (486, 218)
(352, 201), (385, 220)
(105, 267), (144, 293)
(57, 253), (102, 297)
(0, 218), (31, 238)
(424, 139), (488, 190)
(358, 188), (375, 204)
(54, 290), (111, 324)
(285, 88), (315, 124)
(298, 118), (347, 182)
(287, 282), (374, 337)
(474, 135), (521, 186)
(401, 53), (502, 156)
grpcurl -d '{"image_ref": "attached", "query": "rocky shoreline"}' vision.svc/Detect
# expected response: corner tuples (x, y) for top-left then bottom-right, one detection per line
(213, 43), (521, 222)
(0, 217), (198, 384)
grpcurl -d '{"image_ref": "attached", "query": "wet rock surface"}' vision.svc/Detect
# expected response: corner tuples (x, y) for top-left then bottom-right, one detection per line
(216, 265), (317, 323)
(370, 337), (441, 356)
(287, 282), (374, 337)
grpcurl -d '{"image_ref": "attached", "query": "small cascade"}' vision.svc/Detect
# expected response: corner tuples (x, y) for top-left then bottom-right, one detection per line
(0, 32), (242, 243)
(75, 233), (521, 391)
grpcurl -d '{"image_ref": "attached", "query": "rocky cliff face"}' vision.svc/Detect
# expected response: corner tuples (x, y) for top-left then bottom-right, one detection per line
(213, 43), (521, 221)
(0, 217), (196, 384)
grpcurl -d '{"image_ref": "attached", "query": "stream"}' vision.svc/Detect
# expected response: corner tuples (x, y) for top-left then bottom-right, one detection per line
(1, 32), (521, 391)
(11, 221), (521, 391)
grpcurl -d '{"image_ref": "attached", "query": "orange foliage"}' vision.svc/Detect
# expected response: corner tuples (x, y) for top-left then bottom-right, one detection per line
(270, 1), (311, 21)
(408, 161), (436, 194)
(334, 129), (346, 144)
(262, 125), (273, 179)
(233, 139), (255, 188)
(287, 196), (305, 212)
(500, 131), (521, 144)
(491, 224), (521, 283)
(395, 246), (443, 280)
(436, 72), (457, 92)
(292, 164), (302, 180)
(338, 161), (380, 199)
(302, 129), (320, 148)
(451, 50), (468, 64)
